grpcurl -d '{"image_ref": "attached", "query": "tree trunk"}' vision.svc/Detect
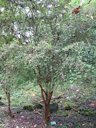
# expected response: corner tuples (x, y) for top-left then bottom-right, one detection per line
(44, 103), (50, 125)
(7, 92), (12, 117)
(38, 80), (53, 126)
(5, 90), (14, 118)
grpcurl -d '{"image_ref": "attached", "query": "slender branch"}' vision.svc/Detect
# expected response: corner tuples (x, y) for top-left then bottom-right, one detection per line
(47, 91), (53, 104)
(39, 83), (47, 104)
(88, 0), (93, 4)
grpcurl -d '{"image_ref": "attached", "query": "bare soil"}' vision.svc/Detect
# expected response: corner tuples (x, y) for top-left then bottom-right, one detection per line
(0, 99), (96, 128)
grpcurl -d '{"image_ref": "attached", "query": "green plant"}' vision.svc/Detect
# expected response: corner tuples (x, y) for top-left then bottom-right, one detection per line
(0, 0), (96, 126)
(79, 108), (96, 116)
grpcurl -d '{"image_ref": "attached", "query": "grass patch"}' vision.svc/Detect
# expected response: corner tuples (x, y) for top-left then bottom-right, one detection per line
(57, 110), (69, 117)
(64, 101), (75, 110)
(79, 108), (96, 116)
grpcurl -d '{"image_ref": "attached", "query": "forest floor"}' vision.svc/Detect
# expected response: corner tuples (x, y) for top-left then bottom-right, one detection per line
(0, 86), (96, 128)
(0, 99), (96, 128)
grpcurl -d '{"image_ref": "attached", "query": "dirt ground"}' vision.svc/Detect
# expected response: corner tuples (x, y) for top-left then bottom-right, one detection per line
(0, 99), (96, 128)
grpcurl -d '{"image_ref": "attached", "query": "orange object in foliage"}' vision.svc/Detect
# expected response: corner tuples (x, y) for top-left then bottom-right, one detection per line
(72, 6), (81, 14)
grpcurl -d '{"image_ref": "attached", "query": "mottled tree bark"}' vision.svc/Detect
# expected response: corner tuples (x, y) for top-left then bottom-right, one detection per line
(44, 103), (50, 125)
(39, 83), (53, 125)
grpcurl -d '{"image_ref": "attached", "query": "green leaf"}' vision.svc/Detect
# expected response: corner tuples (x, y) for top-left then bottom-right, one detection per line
(0, 0), (7, 6)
